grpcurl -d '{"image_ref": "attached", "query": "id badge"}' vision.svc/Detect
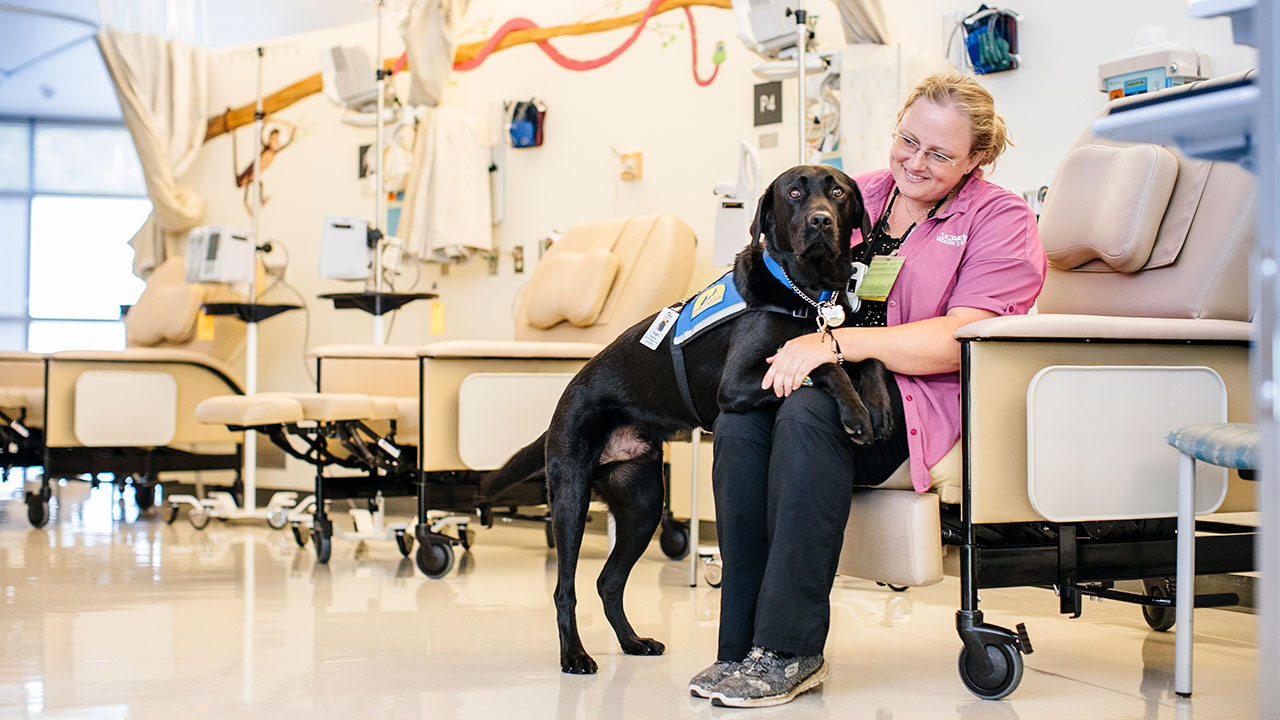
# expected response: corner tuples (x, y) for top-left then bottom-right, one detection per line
(640, 306), (680, 349)
(856, 255), (905, 302)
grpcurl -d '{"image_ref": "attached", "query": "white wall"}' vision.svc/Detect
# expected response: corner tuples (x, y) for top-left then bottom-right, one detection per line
(882, 0), (1257, 198)
(180, 0), (1256, 490)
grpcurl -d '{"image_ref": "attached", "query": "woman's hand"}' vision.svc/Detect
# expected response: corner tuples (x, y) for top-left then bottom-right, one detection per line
(762, 332), (837, 397)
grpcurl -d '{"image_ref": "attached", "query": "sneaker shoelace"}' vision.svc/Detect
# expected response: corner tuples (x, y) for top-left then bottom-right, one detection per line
(739, 647), (778, 678)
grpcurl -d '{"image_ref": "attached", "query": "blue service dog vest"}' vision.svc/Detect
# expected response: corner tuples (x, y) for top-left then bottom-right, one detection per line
(666, 254), (831, 429)
(673, 271), (746, 347)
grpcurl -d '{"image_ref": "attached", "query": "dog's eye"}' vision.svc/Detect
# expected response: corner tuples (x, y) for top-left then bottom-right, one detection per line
(831, 188), (845, 197)
(789, 189), (802, 199)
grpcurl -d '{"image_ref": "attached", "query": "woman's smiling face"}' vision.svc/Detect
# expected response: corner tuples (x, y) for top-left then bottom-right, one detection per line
(890, 98), (982, 205)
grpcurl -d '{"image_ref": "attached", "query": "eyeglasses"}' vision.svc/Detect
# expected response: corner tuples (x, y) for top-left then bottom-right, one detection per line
(891, 132), (960, 168)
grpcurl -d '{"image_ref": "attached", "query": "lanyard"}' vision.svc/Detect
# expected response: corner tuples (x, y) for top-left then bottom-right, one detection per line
(863, 187), (949, 262)
(849, 185), (951, 303)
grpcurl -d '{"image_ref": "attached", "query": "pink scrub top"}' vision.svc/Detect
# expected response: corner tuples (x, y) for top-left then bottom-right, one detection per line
(852, 168), (1047, 492)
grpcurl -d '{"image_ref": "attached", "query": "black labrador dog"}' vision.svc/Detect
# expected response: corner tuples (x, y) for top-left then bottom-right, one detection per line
(480, 164), (894, 674)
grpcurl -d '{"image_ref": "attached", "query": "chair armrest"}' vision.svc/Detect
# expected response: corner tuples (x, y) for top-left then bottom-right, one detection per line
(418, 340), (605, 359)
(43, 349), (245, 447)
(51, 348), (243, 391)
(956, 313), (1252, 343)
(307, 344), (420, 360)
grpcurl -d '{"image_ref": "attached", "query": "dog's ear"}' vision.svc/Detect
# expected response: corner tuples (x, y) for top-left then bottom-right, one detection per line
(748, 179), (775, 248)
(847, 180), (874, 245)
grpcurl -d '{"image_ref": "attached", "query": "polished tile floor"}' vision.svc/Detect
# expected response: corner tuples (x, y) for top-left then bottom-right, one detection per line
(0, 474), (1259, 719)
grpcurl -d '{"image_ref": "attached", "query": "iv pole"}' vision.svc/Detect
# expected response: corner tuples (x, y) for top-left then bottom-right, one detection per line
(243, 45), (265, 513)
(794, 0), (807, 164)
(371, 0), (387, 346)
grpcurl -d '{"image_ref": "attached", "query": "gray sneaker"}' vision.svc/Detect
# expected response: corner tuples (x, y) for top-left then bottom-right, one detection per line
(708, 645), (828, 708)
(689, 660), (740, 698)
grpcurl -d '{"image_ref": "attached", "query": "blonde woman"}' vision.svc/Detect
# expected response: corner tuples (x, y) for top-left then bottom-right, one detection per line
(691, 72), (1047, 708)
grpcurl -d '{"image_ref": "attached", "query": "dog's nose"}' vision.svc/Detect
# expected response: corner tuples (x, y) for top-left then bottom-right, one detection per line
(808, 212), (833, 230)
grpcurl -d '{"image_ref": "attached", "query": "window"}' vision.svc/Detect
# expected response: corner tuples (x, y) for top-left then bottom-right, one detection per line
(0, 120), (150, 352)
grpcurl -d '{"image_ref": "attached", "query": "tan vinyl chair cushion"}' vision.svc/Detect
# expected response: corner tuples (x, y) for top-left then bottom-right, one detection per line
(196, 394), (304, 426)
(283, 393), (384, 422)
(377, 396), (420, 444)
(0, 387), (43, 428)
(513, 214), (697, 344)
(837, 441), (961, 587)
(1040, 143), (1179, 273)
(417, 340), (604, 359)
(125, 283), (203, 346)
(0, 387), (27, 407)
(875, 440), (963, 505)
(839, 489), (943, 587)
(523, 249), (621, 329)
(1035, 73), (1256, 321)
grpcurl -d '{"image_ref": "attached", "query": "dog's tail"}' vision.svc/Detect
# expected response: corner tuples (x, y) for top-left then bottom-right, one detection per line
(477, 431), (547, 506)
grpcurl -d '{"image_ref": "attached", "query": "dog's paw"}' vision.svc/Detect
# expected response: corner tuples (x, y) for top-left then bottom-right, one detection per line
(872, 414), (895, 443)
(866, 402), (894, 442)
(561, 651), (599, 674)
(841, 411), (875, 446)
(621, 636), (666, 656)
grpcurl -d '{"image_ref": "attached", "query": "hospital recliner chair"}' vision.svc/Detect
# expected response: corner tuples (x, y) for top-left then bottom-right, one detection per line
(196, 214), (697, 576)
(0, 352), (46, 481)
(836, 78), (1257, 701)
(9, 257), (249, 527)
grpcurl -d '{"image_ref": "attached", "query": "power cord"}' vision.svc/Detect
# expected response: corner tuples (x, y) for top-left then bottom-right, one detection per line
(258, 239), (316, 385)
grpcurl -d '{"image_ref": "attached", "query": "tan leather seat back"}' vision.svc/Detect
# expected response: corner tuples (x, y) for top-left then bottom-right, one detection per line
(514, 214), (696, 344)
(1035, 72), (1256, 321)
(124, 257), (247, 363)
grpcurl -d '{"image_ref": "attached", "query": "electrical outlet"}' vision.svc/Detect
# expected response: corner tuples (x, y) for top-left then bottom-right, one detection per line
(620, 151), (643, 181)
(513, 245), (525, 273)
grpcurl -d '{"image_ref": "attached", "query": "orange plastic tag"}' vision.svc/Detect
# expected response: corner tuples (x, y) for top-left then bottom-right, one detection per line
(197, 311), (215, 341)
(429, 301), (445, 335)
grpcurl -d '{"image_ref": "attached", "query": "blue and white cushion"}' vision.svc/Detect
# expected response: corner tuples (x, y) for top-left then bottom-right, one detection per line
(1165, 423), (1259, 471)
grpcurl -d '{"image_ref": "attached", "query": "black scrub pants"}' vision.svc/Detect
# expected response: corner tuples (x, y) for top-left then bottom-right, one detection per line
(712, 381), (909, 661)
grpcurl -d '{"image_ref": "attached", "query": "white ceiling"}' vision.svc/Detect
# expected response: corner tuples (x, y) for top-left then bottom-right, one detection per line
(0, 0), (380, 120)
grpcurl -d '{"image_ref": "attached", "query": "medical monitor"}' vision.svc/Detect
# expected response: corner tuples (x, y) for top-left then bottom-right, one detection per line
(732, 0), (797, 59)
(321, 45), (378, 112)
(320, 215), (372, 281)
(185, 226), (255, 284)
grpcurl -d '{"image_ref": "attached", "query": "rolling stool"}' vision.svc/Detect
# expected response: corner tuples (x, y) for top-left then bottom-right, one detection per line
(1165, 422), (1259, 697)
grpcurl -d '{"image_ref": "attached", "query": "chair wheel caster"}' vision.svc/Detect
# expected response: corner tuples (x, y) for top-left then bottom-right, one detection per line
(416, 539), (454, 578)
(958, 642), (1024, 700)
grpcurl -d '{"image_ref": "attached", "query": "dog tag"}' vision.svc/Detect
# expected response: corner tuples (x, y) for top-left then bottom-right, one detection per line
(818, 303), (845, 328)
(856, 255), (905, 302)
(640, 306), (680, 350)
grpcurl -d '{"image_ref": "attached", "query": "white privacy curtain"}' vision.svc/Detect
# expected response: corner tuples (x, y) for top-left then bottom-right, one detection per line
(834, 0), (891, 45)
(400, 106), (494, 263)
(397, 0), (470, 107)
(97, 1), (208, 278)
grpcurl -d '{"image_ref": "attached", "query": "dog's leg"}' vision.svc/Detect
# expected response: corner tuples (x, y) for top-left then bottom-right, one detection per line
(808, 364), (875, 445)
(593, 455), (666, 657)
(853, 359), (895, 441)
(547, 451), (600, 675)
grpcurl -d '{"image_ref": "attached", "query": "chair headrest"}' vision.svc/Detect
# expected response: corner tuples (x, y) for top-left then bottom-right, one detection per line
(1039, 143), (1179, 273)
(125, 283), (203, 346)
(523, 249), (621, 329)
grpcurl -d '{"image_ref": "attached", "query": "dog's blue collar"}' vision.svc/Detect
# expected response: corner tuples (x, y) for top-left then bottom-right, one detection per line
(761, 249), (834, 303)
